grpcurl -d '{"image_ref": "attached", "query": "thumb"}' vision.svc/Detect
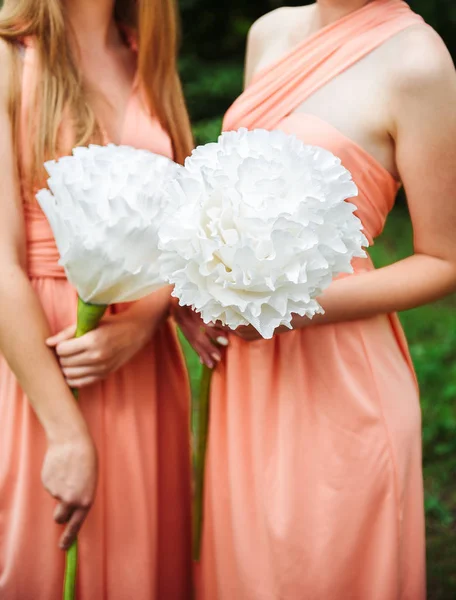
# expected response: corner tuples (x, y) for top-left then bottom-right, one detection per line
(46, 324), (76, 347)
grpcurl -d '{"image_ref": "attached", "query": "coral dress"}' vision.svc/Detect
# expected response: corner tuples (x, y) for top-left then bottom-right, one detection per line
(197, 2), (426, 599)
(0, 38), (192, 599)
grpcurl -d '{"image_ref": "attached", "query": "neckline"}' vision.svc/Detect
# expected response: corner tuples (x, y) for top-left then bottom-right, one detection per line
(281, 112), (400, 187)
(22, 25), (139, 147)
(99, 79), (137, 146)
(100, 23), (139, 145)
(251, 0), (397, 85)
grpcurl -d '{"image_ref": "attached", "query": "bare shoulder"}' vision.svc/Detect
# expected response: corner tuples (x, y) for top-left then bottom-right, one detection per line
(245, 4), (314, 86)
(248, 4), (314, 44)
(389, 24), (455, 94)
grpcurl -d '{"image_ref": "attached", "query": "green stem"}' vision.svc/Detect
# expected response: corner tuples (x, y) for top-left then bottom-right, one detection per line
(192, 364), (213, 561)
(63, 543), (78, 600)
(63, 297), (107, 600)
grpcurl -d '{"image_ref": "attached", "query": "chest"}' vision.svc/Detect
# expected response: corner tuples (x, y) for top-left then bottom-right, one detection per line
(81, 48), (137, 145)
(253, 30), (402, 180)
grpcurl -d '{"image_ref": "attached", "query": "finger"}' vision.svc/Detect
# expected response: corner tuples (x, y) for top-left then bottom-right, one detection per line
(62, 366), (104, 380)
(60, 508), (88, 550)
(59, 354), (97, 368)
(204, 327), (229, 347)
(54, 502), (73, 525)
(66, 376), (100, 389)
(199, 355), (214, 369)
(196, 347), (215, 369)
(212, 334), (229, 347)
(46, 325), (76, 347)
(196, 344), (221, 369)
(197, 339), (223, 363)
(55, 332), (96, 357)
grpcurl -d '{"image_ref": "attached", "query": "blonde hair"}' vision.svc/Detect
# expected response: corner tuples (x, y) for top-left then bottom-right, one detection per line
(0, 0), (193, 188)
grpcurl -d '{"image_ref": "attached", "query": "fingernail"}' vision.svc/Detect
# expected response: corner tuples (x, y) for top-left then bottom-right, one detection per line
(216, 336), (229, 347)
(207, 323), (215, 328)
(211, 352), (221, 362)
(206, 360), (214, 369)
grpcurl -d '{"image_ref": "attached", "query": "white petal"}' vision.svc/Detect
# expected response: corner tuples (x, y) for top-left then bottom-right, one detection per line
(158, 129), (368, 338)
(37, 145), (180, 304)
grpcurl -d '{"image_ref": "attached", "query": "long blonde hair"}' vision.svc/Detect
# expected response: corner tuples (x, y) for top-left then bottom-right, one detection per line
(0, 0), (193, 187)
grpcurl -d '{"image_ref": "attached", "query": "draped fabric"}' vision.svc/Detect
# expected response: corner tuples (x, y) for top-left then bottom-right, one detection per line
(0, 37), (192, 599)
(196, 2), (426, 598)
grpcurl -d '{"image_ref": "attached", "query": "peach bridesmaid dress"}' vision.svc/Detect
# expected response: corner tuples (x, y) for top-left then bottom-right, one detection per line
(197, 2), (426, 599)
(0, 36), (192, 599)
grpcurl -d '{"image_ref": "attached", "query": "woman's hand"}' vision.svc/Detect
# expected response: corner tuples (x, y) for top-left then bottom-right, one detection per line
(229, 322), (295, 342)
(46, 312), (153, 388)
(174, 305), (229, 368)
(229, 324), (264, 342)
(42, 432), (97, 550)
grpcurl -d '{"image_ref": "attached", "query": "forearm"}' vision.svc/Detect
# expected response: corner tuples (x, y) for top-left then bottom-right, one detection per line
(0, 265), (89, 441)
(293, 254), (456, 328)
(120, 284), (173, 335)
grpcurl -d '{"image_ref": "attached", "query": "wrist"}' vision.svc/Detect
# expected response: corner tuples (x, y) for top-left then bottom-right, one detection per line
(43, 396), (91, 445)
(45, 419), (91, 446)
(121, 308), (159, 345)
(121, 289), (173, 339)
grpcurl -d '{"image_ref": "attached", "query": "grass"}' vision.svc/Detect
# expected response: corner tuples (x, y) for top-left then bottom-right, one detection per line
(180, 204), (456, 597)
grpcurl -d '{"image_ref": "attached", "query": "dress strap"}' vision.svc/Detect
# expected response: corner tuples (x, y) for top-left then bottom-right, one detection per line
(223, 0), (424, 131)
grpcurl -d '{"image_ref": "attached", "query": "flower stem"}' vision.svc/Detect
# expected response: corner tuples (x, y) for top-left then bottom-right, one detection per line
(192, 363), (213, 561)
(63, 297), (107, 600)
(63, 543), (78, 600)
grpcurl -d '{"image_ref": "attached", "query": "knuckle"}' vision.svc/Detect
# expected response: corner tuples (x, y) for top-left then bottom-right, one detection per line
(91, 349), (104, 362)
(76, 379), (90, 389)
(66, 524), (79, 539)
(80, 497), (92, 510)
(61, 493), (76, 506)
(88, 333), (100, 349)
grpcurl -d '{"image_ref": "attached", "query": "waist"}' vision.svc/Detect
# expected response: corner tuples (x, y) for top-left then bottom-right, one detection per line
(27, 240), (66, 279)
(25, 203), (66, 279)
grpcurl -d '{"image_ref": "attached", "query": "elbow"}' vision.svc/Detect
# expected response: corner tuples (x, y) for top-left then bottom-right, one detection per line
(416, 250), (456, 296)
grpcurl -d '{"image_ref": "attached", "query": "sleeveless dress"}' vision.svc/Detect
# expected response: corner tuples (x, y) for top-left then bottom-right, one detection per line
(0, 37), (192, 599)
(197, 2), (426, 599)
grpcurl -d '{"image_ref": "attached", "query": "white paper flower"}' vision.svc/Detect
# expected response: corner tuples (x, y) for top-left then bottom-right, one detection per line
(36, 144), (179, 304)
(159, 128), (368, 339)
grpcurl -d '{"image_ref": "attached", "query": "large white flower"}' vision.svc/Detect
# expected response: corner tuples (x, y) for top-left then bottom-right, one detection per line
(37, 144), (179, 304)
(159, 128), (368, 339)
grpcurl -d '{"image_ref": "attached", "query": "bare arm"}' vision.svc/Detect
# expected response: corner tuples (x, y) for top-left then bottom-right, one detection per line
(288, 28), (456, 328)
(0, 40), (96, 549)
